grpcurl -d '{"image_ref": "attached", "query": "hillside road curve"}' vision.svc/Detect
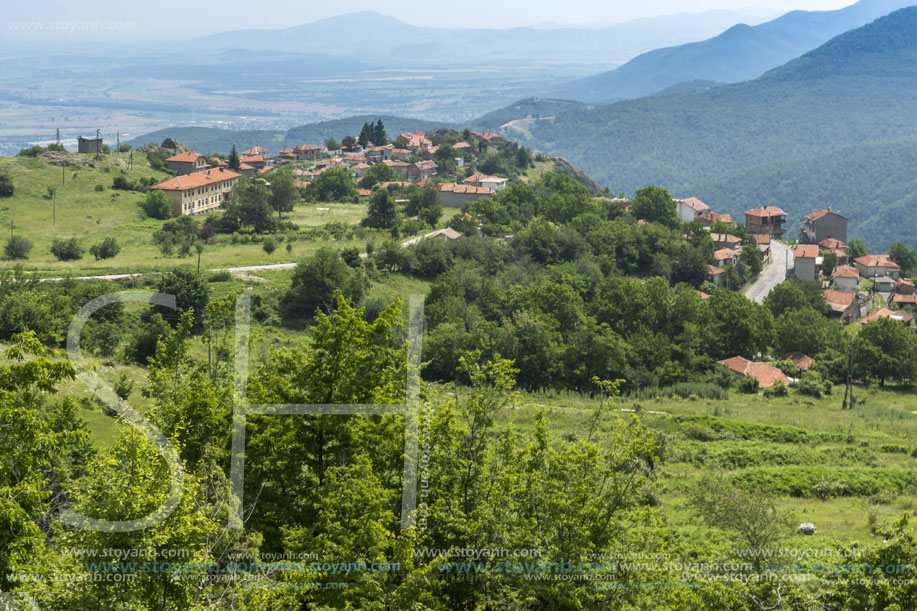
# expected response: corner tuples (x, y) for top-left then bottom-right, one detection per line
(744, 240), (792, 304)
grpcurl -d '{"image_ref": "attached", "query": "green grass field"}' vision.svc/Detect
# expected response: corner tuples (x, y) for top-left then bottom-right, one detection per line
(0, 153), (381, 276)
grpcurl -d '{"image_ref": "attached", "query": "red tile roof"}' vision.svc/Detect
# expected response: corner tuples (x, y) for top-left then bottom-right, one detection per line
(441, 183), (493, 195)
(713, 248), (738, 261)
(707, 264), (725, 276)
(242, 146), (267, 155)
(823, 289), (856, 311)
(167, 151), (203, 163)
(414, 160), (437, 171)
(240, 155), (263, 163)
(818, 238), (847, 249)
(293, 144), (324, 151)
(674, 197), (710, 213)
(793, 244), (819, 259)
(855, 254), (898, 269)
(710, 233), (741, 244)
(892, 293), (917, 305)
(746, 206), (786, 217)
(356, 188), (372, 197)
(861, 308), (913, 325)
(832, 265), (859, 279)
(781, 352), (816, 371)
(717, 356), (791, 388)
(699, 211), (733, 224)
(153, 167), (240, 191)
(696, 290), (711, 300)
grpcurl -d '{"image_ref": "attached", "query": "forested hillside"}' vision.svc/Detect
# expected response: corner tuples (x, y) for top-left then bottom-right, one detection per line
(519, 7), (917, 194)
(689, 136), (917, 250)
(559, 0), (915, 102)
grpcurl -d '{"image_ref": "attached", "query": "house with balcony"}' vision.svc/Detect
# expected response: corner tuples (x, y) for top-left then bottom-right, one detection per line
(745, 206), (787, 236)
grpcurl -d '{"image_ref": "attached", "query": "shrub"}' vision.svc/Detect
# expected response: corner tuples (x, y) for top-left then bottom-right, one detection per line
(207, 270), (233, 282)
(94, 184), (105, 192)
(0, 170), (14, 197)
(50, 237), (84, 261)
(738, 376), (759, 394)
(89, 237), (120, 260)
(764, 381), (788, 398)
(797, 370), (831, 398)
(262, 237), (277, 255)
(731, 466), (913, 498)
(4, 236), (32, 260)
(140, 190), (173, 219)
(667, 382), (727, 400)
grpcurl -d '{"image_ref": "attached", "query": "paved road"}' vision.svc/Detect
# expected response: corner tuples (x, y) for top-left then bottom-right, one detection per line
(744, 240), (792, 304)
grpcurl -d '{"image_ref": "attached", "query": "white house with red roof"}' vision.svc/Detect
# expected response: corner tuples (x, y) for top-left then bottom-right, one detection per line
(674, 197), (710, 223)
(792, 244), (820, 282)
(831, 265), (859, 290)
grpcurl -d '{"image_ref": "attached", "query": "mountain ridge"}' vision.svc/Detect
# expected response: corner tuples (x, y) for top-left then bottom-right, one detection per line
(559, 0), (916, 102)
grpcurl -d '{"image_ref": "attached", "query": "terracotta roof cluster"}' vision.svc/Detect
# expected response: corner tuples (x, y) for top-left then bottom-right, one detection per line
(400, 132), (432, 148)
(379, 181), (413, 189)
(153, 168), (240, 191)
(861, 308), (913, 325)
(713, 248), (738, 261)
(781, 352), (816, 371)
(674, 197), (710, 213)
(717, 356), (791, 388)
(242, 146), (268, 155)
(793, 244), (819, 259)
(746, 206), (786, 217)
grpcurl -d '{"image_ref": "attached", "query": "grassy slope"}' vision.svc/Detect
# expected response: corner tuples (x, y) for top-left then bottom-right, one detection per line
(505, 384), (917, 547)
(0, 154), (372, 276)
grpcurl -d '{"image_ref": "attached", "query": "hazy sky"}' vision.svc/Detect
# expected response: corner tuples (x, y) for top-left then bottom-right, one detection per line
(3, 0), (857, 40)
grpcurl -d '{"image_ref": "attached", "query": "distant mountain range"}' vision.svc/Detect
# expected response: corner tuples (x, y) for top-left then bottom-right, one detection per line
(514, 7), (917, 187)
(189, 10), (777, 68)
(560, 0), (916, 102)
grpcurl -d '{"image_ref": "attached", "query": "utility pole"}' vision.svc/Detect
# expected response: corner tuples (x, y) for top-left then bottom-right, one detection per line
(62, 162), (65, 186)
